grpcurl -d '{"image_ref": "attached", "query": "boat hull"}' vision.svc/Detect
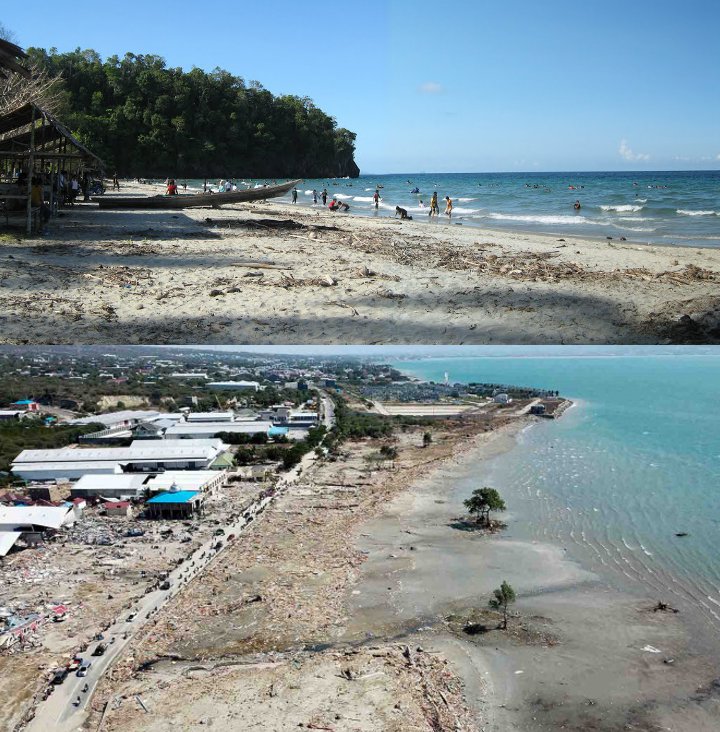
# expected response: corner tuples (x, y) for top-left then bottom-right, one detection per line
(93, 180), (302, 210)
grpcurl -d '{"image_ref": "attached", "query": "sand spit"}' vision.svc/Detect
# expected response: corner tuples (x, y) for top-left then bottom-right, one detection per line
(1, 183), (720, 344)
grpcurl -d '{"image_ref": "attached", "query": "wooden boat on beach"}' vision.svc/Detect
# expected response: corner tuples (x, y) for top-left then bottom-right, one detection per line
(93, 179), (302, 210)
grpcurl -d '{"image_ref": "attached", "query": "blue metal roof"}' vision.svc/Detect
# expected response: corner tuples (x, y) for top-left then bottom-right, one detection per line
(268, 426), (289, 436)
(147, 490), (200, 504)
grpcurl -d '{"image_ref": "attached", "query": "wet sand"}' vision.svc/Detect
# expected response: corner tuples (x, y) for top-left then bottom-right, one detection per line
(344, 424), (720, 730)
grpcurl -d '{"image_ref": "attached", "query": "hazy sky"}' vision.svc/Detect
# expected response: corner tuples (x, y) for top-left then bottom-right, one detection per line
(5, 1), (718, 173)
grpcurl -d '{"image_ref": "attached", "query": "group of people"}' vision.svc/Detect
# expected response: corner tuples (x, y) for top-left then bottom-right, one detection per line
(426, 191), (452, 218)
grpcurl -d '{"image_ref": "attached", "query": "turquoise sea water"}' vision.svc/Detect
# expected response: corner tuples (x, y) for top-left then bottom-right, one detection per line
(392, 351), (720, 642)
(181, 171), (720, 247)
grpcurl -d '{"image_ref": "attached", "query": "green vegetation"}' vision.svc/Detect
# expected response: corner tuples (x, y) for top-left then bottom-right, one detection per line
(232, 426), (327, 471)
(0, 420), (103, 476)
(489, 581), (516, 630)
(463, 487), (506, 526)
(423, 431), (433, 448)
(27, 48), (359, 178)
(333, 395), (393, 440)
(215, 431), (268, 446)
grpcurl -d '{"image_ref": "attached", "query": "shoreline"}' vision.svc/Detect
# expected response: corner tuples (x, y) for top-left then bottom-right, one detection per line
(345, 412), (720, 730)
(132, 178), (720, 250)
(2, 185), (720, 344)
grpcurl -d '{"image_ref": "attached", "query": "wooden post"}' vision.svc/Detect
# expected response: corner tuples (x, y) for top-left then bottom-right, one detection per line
(26, 106), (36, 235)
(49, 172), (56, 217)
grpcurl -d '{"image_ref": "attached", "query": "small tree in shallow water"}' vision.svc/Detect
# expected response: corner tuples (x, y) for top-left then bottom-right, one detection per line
(463, 487), (506, 526)
(489, 581), (516, 630)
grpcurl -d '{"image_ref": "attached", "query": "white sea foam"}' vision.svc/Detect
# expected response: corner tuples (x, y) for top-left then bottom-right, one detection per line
(456, 197), (478, 202)
(600, 204), (644, 213)
(352, 196), (375, 202)
(482, 213), (601, 226)
(677, 209), (716, 216)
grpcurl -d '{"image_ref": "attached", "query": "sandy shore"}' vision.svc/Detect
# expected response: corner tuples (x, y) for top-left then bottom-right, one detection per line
(346, 421), (720, 731)
(1, 181), (719, 344)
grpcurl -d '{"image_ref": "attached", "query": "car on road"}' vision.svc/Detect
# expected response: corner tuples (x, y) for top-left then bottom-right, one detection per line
(67, 656), (83, 672)
(126, 613), (136, 622)
(159, 580), (171, 590)
(214, 528), (225, 536)
(51, 668), (69, 685)
(92, 643), (107, 657)
(77, 660), (92, 677)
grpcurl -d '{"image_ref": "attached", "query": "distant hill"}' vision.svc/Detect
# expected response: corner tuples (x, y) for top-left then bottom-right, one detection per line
(27, 47), (360, 179)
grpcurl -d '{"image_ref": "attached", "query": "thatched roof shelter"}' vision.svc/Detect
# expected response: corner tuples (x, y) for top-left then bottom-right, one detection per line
(0, 103), (104, 233)
(0, 102), (104, 169)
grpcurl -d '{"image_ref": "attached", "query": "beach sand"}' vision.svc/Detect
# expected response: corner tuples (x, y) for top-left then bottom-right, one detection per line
(345, 426), (720, 731)
(1, 181), (719, 344)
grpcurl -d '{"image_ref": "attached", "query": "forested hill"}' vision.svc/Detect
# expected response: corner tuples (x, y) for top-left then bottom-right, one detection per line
(27, 48), (360, 179)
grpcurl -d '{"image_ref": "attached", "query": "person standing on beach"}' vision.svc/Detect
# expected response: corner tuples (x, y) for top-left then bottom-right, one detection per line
(445, 195), (453, 218)
(112, 173), (120, 191)
(312, 189), (318, 204)
(322, 188), (328, 205)
(292, 187), (298, 203)
(429, 191), (439, 216)
(373, 189), (380, 209)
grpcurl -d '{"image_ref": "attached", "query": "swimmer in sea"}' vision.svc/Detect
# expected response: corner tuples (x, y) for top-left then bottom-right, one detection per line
(573, 200), (581, 210)
(445, 196), (453, 217)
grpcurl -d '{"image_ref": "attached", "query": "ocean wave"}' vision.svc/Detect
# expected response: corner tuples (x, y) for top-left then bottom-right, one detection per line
(482, 213), (601, 226)
(677, 209), (716, 216)
(456, 197), (478, 202)
(616, 216), (653, 222)
(352, 196), (375, 202)
(600, 204), (644, 213)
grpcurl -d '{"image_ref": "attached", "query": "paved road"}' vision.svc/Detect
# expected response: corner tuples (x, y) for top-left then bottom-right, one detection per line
(317, 389), (336, 430)
(25, 452), (317, 732)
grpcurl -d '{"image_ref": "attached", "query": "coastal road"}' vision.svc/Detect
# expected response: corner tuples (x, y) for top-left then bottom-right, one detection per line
(25, 452), (318, 732)
(317, 388), (336, 430)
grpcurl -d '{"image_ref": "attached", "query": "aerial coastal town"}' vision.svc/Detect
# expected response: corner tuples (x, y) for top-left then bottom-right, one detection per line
(0, 347), (568, 731)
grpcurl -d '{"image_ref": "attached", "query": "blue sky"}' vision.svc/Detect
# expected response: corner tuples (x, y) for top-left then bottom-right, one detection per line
(4, 1), (718, 173)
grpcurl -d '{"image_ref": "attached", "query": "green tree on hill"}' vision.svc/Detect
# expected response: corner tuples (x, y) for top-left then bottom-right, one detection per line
(25, 47), (360, 178)
(464, 487), (506, 526)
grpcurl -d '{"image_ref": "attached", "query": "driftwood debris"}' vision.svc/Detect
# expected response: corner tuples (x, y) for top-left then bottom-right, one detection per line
(204, 218), (339, 233)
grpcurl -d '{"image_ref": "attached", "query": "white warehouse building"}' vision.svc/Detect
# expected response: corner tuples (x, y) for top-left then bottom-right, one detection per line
(11, 442), (224, 481)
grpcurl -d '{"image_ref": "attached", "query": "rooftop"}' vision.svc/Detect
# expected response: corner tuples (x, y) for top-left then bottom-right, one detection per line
(146, 490), (201, 505)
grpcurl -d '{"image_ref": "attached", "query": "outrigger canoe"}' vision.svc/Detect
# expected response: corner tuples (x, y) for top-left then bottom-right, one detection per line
(93, 179), (302, 210)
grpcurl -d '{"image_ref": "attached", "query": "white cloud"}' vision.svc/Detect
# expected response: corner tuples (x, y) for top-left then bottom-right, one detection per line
(619, 139), (650, 162)
(419, 81), (444, 94)
(717, 153), (720, 160)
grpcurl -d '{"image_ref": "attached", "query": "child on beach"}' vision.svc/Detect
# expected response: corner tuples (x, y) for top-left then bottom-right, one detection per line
(445, 196), (453, 217)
